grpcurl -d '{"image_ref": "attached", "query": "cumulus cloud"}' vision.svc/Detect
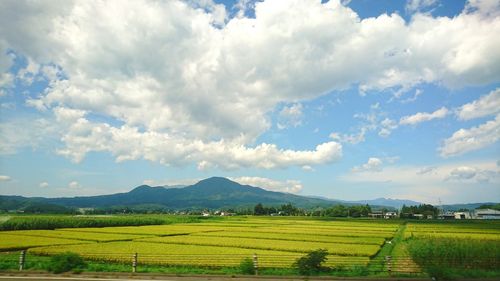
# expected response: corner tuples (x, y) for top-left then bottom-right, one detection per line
(352, 157), (383, 172)
(230, 176), (303, 193)
(440, 114), (500, 157)
(39, 182), (49, 188)
(456, 88), (500, 120)
(400, 107), (449, 125)
(54, 109), (342, 169)
(0, 175), (11, 182)
(1, 0), (500, 168)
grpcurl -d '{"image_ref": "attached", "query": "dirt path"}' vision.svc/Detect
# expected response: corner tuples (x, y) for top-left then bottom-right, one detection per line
(390, 224), (421, 274)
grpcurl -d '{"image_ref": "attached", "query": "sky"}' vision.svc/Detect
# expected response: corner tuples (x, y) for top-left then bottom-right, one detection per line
(0, 0), (499, 204)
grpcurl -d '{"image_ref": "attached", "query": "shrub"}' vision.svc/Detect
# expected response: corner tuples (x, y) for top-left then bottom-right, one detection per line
(47, 252), (87, 274)
(293, 249), (329, 275)
(239, 257), (255, 275)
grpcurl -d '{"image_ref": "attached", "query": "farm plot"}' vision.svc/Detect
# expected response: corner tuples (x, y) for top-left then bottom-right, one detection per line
(58, 224), (227, 236)
(196, 231), (386, 245)
(0, 233), (90, 251)
(29, 241), (370, 268)
(1, 230), (152, 242)
(239, 226), (396, 238)
(137, 235), (381, 257)
(404, 223), (500, 240)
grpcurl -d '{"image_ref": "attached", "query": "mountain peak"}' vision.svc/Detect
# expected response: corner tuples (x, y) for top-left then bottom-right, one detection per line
(130, 185), (165, 193)
(196, 177), (236, 185)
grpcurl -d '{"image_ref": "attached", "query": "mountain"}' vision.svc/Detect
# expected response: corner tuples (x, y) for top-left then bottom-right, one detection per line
(1, 177), (496, 212)
(16, 177), (333, 210)
(441, 202), (499, 211)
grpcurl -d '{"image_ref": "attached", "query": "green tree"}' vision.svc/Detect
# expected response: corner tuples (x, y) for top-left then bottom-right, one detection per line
(293, 249), (329, 275)
(254, 203), (265, 215)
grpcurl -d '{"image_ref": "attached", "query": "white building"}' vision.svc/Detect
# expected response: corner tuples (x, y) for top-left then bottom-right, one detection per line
(474, 209), (500, 219)
(384, 212), (398, 219)
(454, 212), (471, 219)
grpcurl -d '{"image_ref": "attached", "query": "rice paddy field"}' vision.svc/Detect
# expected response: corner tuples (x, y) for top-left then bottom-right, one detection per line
(1, 215), (499, 277)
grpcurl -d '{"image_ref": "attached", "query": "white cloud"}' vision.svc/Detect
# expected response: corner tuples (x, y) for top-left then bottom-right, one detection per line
(447, 166), (477, 180)
(68, 181), (80, 189)
(416, 166), (436, 175)
(330, 129), (367, 144)
(400, 107), (449, 125)
(340, 160), (500, 202)
(378, 118), (398, 137)
(0, 118), (58, 155)
(39, 182), (49, 188)
(277, 103), (303, 129)
(352, 157), (383, 172)
(1, 0), (500, 168)
(406, 0), (438, 13)
(440, 113), (500, 157)
(446, 165), (499, 183)
(0, 175), (11, 182)
(230, 176), (303, 193)
(302, 165), (314, 172)
(465, 0), (500, 16)
(401, 88), (423, 103)
(456, 88), (500, 120)
(54, 110), (342, 169)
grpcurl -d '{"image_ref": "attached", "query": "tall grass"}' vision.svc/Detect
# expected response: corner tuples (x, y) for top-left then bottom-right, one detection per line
(407, 237), (500, 270)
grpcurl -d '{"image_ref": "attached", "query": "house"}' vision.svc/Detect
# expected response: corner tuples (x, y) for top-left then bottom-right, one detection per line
(413, 214), (424, 219)
(384, 212), (398, 219)
(202, 211), (211, 217)
(474, 209), (500, 219)
(369, 211), (384, 218)
(438, 211), (455, 220)
(454, 212), (471, 219)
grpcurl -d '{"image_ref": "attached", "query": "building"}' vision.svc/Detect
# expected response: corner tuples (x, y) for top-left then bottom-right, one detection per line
(454, 212), (471, 219)
(384, 212), (398, 219)
(438, 211), (455, 220)
(474, 209), (500, 219)
(369, 211), (383, 218)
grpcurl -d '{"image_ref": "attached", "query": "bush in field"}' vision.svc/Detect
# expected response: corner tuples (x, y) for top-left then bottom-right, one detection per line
(47, 252), (87, 273)
(239, 257), (255, 275)
(293, 249), (329, 275)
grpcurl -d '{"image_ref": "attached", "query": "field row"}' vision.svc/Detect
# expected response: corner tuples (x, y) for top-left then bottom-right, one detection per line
(29, 241), (370, 268)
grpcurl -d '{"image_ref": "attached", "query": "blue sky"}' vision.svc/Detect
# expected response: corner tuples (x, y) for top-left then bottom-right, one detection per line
(0, 0), (499, 204)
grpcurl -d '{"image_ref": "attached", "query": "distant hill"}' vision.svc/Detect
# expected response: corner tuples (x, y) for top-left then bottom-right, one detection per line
(1, 177), (496, 212)
(441, 202), (499, 211)
(2, 177), (334, 210)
